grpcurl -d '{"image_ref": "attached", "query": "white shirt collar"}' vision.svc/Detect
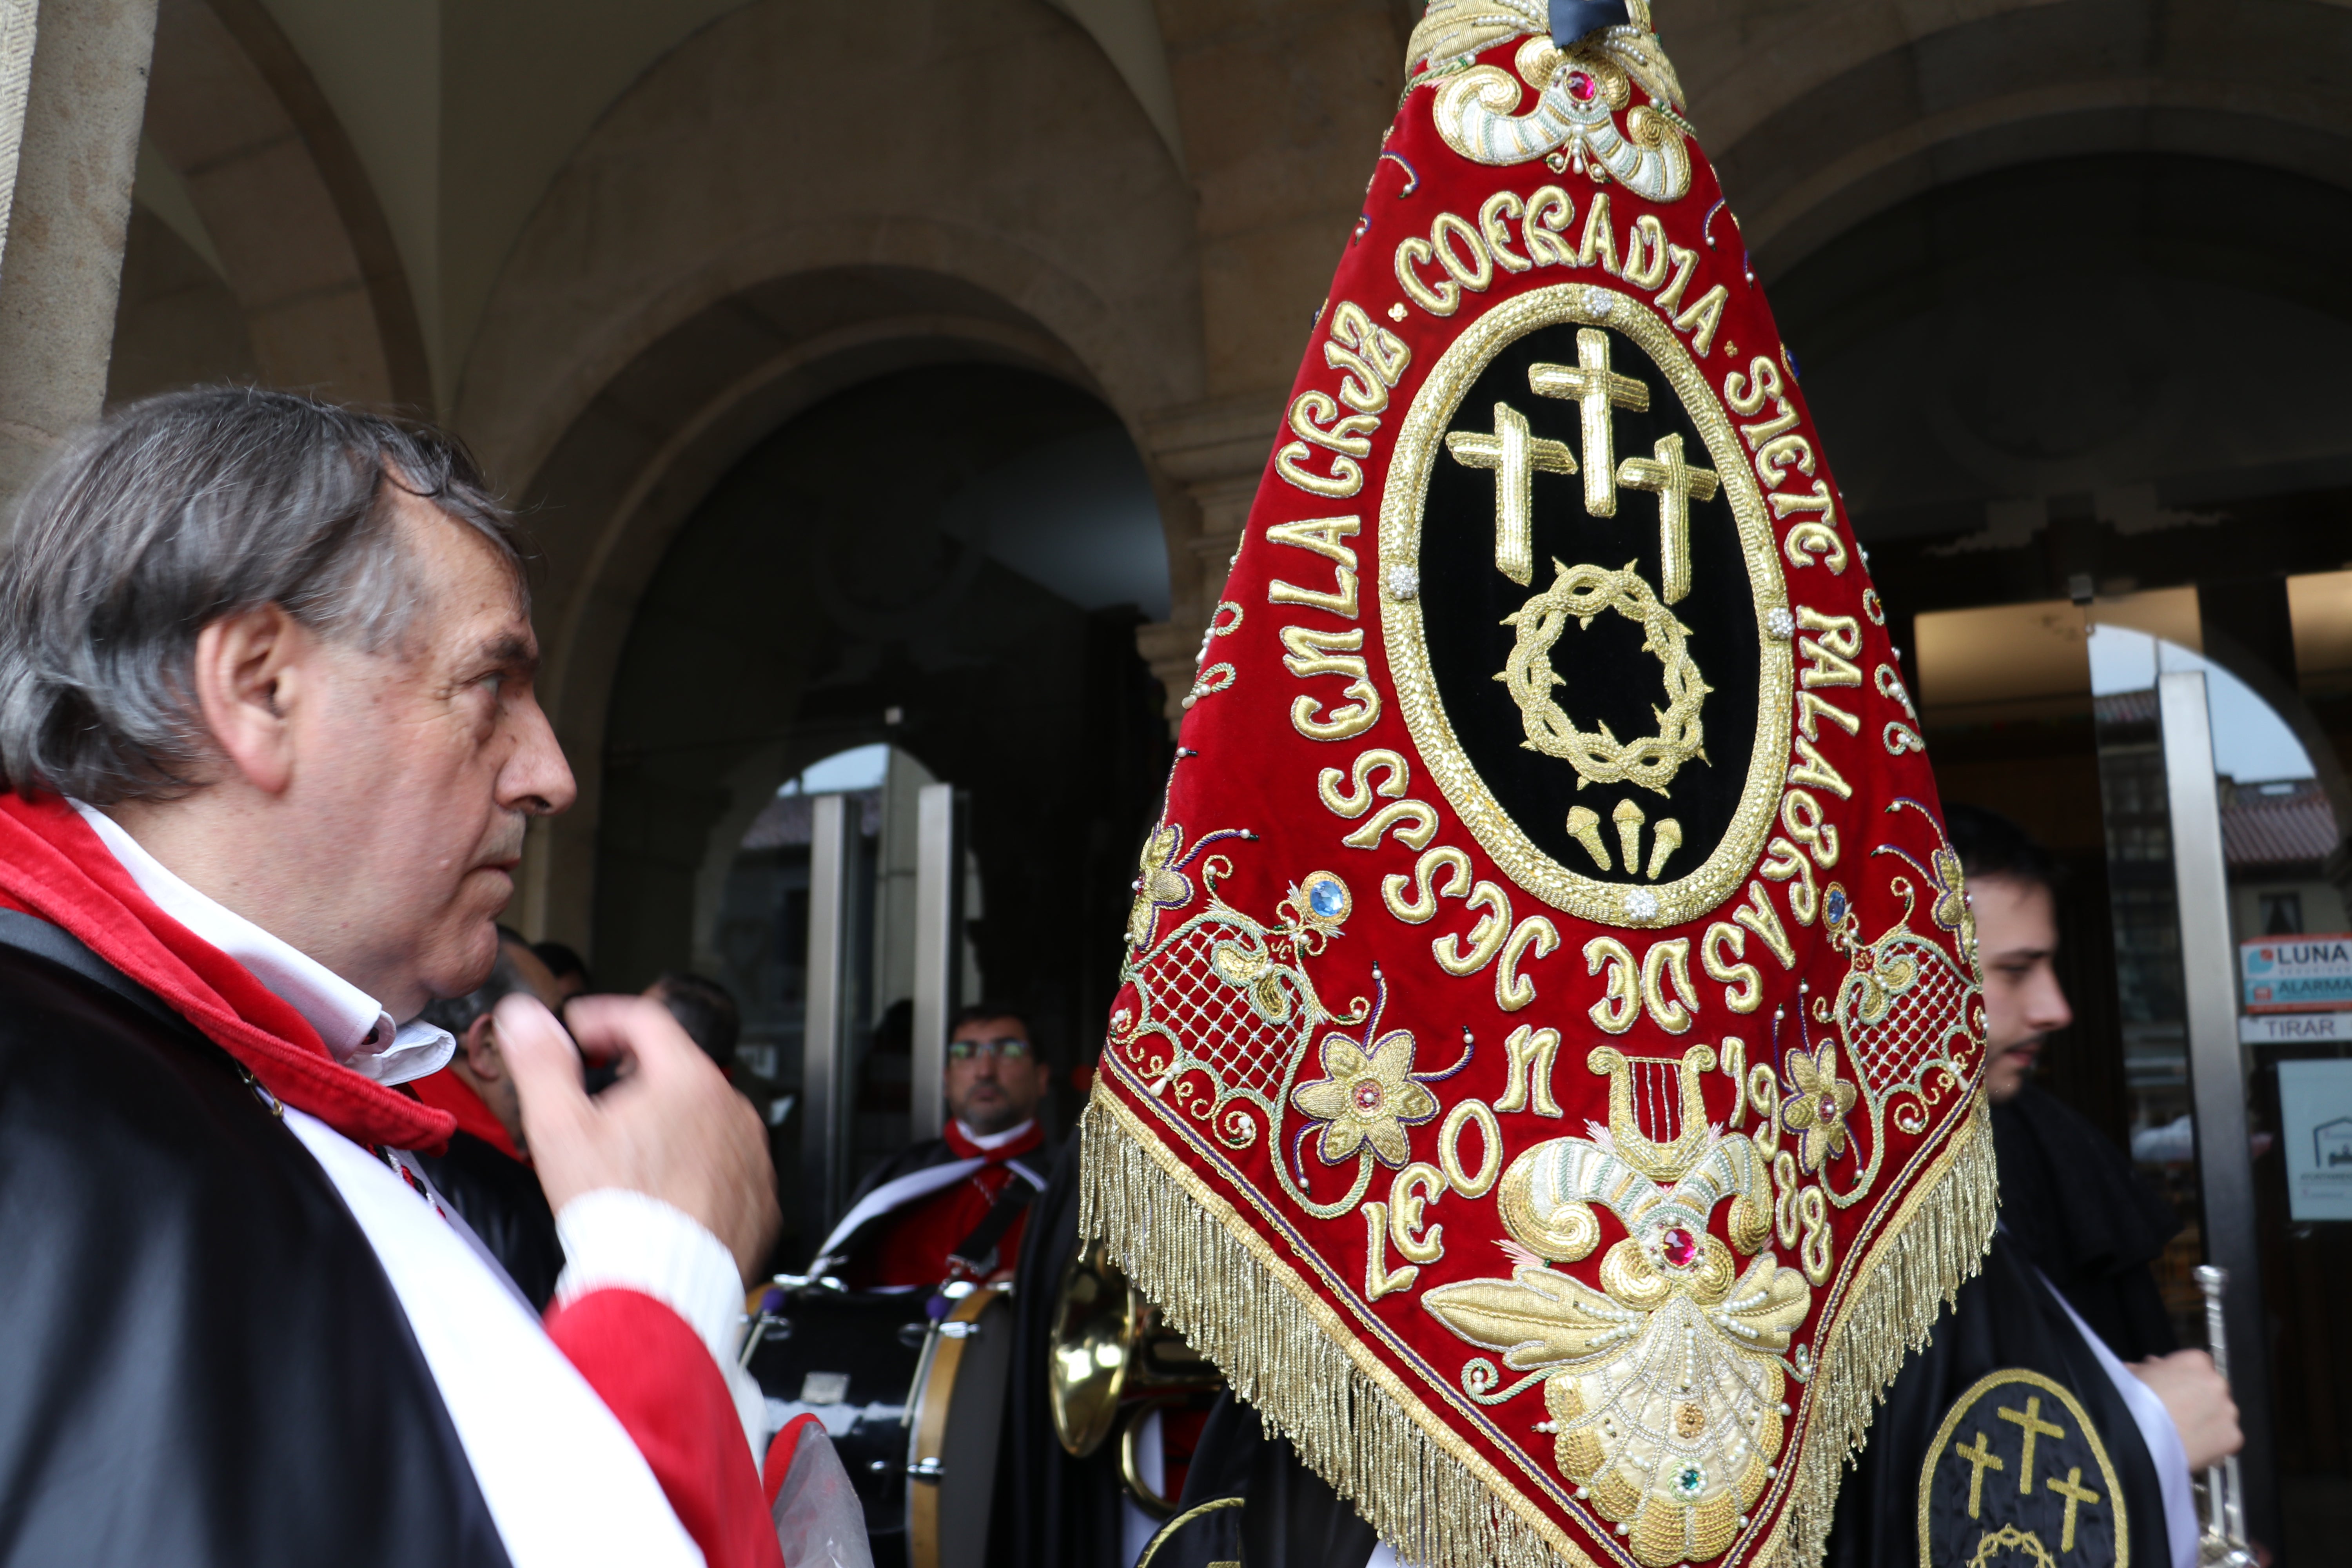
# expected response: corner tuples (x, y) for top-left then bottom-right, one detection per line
(71, 801), (454, 1087)
(956, 1117), (1037, 1151)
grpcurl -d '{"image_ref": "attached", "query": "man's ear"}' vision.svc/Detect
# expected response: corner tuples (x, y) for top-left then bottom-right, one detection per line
(189, 604), (312, 796)
(462, 1014), (503, 1080)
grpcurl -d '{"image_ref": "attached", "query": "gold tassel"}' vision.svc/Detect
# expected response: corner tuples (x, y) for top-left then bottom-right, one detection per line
(1080, 1089), (1997, 1568)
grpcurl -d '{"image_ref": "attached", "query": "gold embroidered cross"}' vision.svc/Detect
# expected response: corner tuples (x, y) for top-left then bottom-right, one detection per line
(1996, 1395), (2065, 1494)
(1953, 1430), (2005, 1519)
(1615, 433), (1719, 604)
(2046, 1466), (2101, 1552)
(1445, 401), (1575, 586)
(1530, 328), (1648, 518)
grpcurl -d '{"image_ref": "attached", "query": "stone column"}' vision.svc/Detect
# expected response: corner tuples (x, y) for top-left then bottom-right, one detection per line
(0, 0), (160, 530)
(1132, 0), (1407, 724)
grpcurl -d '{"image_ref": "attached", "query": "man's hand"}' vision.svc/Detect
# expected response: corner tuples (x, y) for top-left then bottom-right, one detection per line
(497, 993), (780, 1282)
(2129, 1349), (2241, 1470)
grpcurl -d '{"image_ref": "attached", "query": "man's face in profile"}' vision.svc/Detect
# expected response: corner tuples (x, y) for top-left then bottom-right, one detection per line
(942, 1015), (1050, 1136)
(309, 493), (574, 1013)
(1972, 873), (2073, 1103)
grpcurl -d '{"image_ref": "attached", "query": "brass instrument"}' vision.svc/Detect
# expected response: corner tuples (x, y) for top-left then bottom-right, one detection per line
(2192, 1265), (2255, 1568)
(1047, 1240), (1223, 1515)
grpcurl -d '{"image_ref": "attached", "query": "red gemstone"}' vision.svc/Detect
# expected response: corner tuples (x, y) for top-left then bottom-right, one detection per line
(1566, 71), (1597, 101)
(1661, 1226), (1699, 1268)
(1352, 1080), (1386, 1114)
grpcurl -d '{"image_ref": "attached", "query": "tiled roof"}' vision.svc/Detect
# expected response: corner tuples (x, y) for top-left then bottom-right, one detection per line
(2221, 787), (2340, 868)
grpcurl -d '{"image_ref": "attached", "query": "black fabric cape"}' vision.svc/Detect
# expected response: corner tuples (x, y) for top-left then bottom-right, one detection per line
(1824, 1228), (2174, 1567)
(0, 911), (509, 1568)
(413, 1129), (564, 1310)
(986, 1138), (1128, 1568)
(1991, 1084), (2180, 1361)
(1151, 1392), (1378, 1568)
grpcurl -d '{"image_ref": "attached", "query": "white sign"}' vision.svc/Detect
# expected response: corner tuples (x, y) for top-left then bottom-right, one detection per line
(2241, 934), (2352, 1012)
(2242, 1011), (2352, 1045)
(2278, 1058), (2352, 1222)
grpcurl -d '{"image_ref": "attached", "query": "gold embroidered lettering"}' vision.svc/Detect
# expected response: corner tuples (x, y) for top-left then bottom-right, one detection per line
(1318, 748), (1408, 818)
(1361, 1200), (1419, 1298)
(1787, 737), (1853, 801)
(1731, 879), (1796, 968)
(1782, 519), (1846, 573)
(1767, 481), (1835, 521)
(1438, 1099), (1502, 1198)
(1584, 935), (1639, 1033)
(1672, 283), (1728, 357)
(1797, 606), (1862, 687)
(1430, 212), (1493, 294)
(1653, 241), (1700, 315)
(1274, 442), (1363, 500)
(1523, 185), (1577, 266)
(1576, 190), (1619, 275)
(1495, 1024), (1563, 1116)
(1340, 797), (1439, 851)
(1279, 624), (1369, 681)
(1291, 681), (1381, 741)
(1434, 881), (1510, 976)
(1796, 690), (1859, 742)
(1759, 837), (1819, 924)
(1389, 1163), (1448, 1263)
(1723, 354), (1782, 416)
(1640, 937), (1698, 1033)
(1779, 786), (1840, 866)
(1702, 921), (1763, 1013)
(1495, 916), (1559, 1012)
(1479, 192), (1531, 273)
(1382, 845), (1471, 924)
(1394, 236), (1459, 316)
(1622, 215), (1671, 289)
(1288, 390), (1378, 457)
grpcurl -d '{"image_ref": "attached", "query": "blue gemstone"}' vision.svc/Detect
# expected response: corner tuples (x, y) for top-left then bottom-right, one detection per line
(1309, 878), (1346, 918)
(1826, 888), (1847, 924)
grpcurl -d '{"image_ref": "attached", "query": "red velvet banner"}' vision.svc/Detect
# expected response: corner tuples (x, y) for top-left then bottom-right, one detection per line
(1084, 7), (1995, 1566)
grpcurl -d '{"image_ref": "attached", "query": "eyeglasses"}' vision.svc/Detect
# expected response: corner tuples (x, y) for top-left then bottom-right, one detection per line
(946, 1036), (1032, 1062)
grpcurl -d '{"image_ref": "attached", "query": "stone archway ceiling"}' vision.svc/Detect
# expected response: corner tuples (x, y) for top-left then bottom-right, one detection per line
(1696, 0), (2352, 279)
(140, 0), (427, 406)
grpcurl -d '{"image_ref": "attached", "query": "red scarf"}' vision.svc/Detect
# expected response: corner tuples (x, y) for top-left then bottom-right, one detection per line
(412, 1067), (524, 1161)
(0, 791), (454, 1150)
(940, 1117), (1044, 1163)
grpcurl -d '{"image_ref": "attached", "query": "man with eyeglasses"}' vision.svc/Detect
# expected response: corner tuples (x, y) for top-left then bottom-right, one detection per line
(810, 1002), (1056, 1290)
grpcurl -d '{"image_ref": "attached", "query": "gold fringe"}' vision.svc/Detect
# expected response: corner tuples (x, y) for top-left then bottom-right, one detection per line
(1080, 1089), (1997, 1568)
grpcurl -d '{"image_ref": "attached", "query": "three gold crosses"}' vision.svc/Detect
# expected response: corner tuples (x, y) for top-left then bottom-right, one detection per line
(1952, 1395), (2105, 1553)
(1443, 327), (1720, 598)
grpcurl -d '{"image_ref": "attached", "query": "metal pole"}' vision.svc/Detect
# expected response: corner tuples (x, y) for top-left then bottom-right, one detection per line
(910, 782), (962, 1142)
(803, 792), (853, 1239)
(2156, 670), (2277, 1543)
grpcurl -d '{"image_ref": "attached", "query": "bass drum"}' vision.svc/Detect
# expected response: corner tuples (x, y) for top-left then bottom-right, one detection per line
(904, 1285), (1014, 1568)
(743, 1286), (932, 1568)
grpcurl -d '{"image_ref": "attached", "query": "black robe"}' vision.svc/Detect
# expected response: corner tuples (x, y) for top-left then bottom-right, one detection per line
(1991, 1085), (2180, 1361)
(1824, 1229), (2175, 1567)
(412, 1128), (564, 1310)
(0, 910), (509, 1566)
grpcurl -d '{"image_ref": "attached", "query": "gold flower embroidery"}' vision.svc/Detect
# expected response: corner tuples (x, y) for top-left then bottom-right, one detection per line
(1291, 1029), (1439, 1167)
(1126, 825), (1194, 947)
(1778, 1040), (1858, 1173)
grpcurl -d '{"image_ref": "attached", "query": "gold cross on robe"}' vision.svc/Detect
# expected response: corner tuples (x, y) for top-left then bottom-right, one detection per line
(1996, 1395), (2067, 1494)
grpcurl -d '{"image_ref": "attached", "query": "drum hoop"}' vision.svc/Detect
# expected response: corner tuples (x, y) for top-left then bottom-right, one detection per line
(906, 1285), (1007, 1568)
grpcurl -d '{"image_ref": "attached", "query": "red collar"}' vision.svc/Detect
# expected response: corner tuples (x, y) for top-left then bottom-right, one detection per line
(410, 1067), (524, 1162)
(941, 1118), (1044, 1161)
(0, 791), (454, 1151)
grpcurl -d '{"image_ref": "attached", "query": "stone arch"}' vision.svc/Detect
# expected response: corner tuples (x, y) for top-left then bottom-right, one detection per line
(1695, 0), (2352, 277)
(455, 0), (1201, 944)
(137, 0), (427, 405)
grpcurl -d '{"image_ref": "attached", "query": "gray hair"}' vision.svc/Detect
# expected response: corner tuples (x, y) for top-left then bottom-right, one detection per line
(0, 386), (526, 803)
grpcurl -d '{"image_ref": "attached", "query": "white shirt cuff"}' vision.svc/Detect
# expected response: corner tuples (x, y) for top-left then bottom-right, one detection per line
(552, 1188), (766, 1455)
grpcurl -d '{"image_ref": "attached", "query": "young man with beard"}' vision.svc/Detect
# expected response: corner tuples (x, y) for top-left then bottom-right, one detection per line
(0, 389), (786, 1567)
(808, 1003), (1054, 1289)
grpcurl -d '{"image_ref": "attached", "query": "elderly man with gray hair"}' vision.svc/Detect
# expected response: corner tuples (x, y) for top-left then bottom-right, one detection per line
(0, 388), (787, 1567)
